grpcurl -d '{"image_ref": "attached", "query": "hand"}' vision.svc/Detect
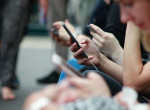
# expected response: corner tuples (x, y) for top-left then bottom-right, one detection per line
(51, 20), (76, 46)
(70, 35), (103, 66)
(90, 24), (123, 65)
(23, 84), (62, 110)
(23, 82), (79, 109)
(65, 72), (111, 99)
(39, 0), (48, 18)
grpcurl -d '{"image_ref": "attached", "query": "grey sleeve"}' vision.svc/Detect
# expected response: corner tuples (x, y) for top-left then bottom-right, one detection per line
(60, 96), (127, 110)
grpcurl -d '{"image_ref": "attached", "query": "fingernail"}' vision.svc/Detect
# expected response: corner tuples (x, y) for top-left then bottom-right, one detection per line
(89, 56), (94, 59)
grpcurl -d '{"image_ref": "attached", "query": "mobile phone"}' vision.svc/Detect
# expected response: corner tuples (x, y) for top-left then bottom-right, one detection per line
(52, 54), (83, 77)
(87, 25), (96, 33)
(50, 25), (58, 35)
(62, 22), (88, 58)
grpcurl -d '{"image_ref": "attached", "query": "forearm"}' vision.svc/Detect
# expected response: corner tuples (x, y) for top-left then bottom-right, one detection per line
(111, 45), (123, 66)
(123, 21), (144, 89)
(98, 53), (123, 84)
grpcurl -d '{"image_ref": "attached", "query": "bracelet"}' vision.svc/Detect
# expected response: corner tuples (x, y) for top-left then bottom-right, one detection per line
(29, 97), (51, 110)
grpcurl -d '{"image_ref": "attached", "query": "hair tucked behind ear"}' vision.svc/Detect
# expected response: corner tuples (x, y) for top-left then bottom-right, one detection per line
(141, 31), (150, 52)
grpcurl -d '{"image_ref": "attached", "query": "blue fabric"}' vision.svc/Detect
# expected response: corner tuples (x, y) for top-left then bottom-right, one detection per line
(58, 58), (84, 83)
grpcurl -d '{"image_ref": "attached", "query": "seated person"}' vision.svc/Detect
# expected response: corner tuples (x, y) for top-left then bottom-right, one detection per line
(24, 0), (150, 110)
(53, 0), (126, 82)
(24, 72), (149, 110)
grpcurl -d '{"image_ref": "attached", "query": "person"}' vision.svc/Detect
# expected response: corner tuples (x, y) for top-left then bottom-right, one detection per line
(24, 0), (150, 109)
(53, 0), (127, 83)
(0, 0), (35, 100)
(37, 0), (69, 84)
(37, 0), (98, 84)
(70, 0), (150, 100)
(23, 72), (149, 110)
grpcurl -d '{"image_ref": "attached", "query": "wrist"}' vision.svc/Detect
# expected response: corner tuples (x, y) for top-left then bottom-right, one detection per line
(98, 53), (106, 68)
(111, 46), (123, 66)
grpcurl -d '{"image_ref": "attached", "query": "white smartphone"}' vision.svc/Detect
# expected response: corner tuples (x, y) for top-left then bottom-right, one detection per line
(52, 54), (83, 77)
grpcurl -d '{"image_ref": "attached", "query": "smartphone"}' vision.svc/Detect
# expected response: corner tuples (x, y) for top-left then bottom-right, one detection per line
(50, 25), (58, 35)
(52, 54), (83, 78)
(62, 22), (88, 58)
(87, 25), (96, 33)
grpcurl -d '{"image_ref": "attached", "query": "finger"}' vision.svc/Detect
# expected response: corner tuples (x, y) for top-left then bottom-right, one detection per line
(66, 77), (87, 88)
(70, 43), (78, 52)
(87, 72), (102, 81)
(90, 24), (105, 37)
(65, 19), (69, 23)
(80, 37), (90, 45)
(90, 31), (105, 44)
(78, 57), (91, 65)
(92, 38), (103, 49)
(73, 48), (84, 58)
(56, 88), (79, 104)
(69, 37), (73, 44)
(53, 21), (63, 26)
(51, 33), (58, 41)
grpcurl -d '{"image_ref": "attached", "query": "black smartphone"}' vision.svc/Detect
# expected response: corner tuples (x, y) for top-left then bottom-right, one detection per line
(52, 54), (83, 78)
(62, 22), (88, 58)
(87, 25), (96, 33)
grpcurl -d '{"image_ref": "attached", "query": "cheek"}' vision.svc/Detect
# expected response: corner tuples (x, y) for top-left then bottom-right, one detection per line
(132, 2), (150, 22)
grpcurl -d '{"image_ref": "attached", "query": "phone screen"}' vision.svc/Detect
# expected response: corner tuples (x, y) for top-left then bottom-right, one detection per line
(62, 22), (88, 58)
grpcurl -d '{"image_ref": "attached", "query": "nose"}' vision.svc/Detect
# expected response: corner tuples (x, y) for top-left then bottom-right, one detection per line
(120, 8), (134, 24)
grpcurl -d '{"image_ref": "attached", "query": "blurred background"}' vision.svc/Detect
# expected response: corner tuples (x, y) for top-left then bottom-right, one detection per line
(0, 0), (97, 109)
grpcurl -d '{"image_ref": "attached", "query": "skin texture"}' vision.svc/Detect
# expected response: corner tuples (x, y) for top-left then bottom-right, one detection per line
(70, 24), (123, 84)
(51, 20), (75, 46)
(115, 0), (150, 34)
(24, 72), (111, 110)
(90, 24), (123, 65)
(114, 0), (150, 99)
(51, 21), (123, 66)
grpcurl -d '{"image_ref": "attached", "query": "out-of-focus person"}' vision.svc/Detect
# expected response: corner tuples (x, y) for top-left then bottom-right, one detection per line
(0, 0), (35, 100)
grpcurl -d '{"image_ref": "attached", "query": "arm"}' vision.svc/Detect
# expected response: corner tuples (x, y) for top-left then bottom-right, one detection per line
(123, 21), (150, 98)
(70, 34), (123, 84)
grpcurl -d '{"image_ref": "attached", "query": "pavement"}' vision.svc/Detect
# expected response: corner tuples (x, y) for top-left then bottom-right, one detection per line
(0, 36), (56, 110)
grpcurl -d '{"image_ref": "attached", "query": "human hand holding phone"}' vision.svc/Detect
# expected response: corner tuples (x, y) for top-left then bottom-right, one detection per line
(62, 22), (88, 58)
(52, 54), (83, 78)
